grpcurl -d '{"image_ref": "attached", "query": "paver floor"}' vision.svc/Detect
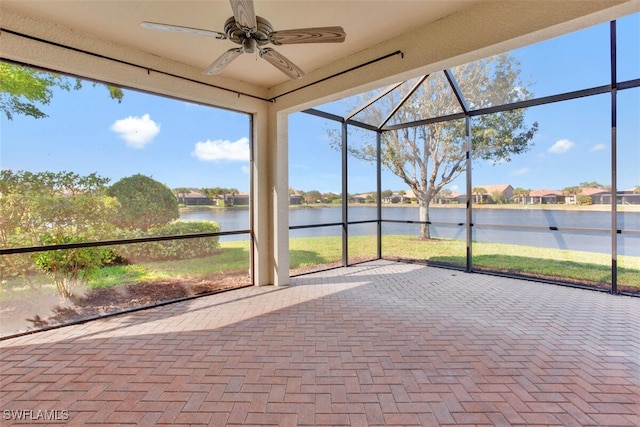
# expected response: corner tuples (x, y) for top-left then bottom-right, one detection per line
(1, 260), (639, 426)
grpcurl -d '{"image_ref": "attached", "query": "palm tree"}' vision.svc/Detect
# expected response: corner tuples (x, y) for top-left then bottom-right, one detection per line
(513, 187), (530, 205)
(225, 188), (239, 206)
(562, 186), (580, 204)
(472, 187), (488, 204)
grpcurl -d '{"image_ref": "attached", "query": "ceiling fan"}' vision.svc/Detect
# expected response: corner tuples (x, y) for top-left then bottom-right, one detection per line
(140, 0), (346, 79)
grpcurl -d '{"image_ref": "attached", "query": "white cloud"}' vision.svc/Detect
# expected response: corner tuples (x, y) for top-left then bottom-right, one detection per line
(548, 138), (575, 154)
(241, 165), (250, 174)
(192, 137), (250, 162)
(513, 167), (531, 176)
(589, 143), (606, 152)
(110, 114), (160, 148)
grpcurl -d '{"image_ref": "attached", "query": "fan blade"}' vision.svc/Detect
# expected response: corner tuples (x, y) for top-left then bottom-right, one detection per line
(230, 0), (257, 32)
(269, 26), (346, 45)
(260, 48), (305, 79)
(140, 21), (226, 39)
(203, 48), (243, 75)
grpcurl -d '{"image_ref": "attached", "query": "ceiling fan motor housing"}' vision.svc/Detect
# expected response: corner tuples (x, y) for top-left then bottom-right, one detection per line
(224, 16), (273, 47)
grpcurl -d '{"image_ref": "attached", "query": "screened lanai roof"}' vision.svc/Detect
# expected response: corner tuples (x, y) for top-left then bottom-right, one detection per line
(306, 12), (639, 131)
(307, 66), (535, 131)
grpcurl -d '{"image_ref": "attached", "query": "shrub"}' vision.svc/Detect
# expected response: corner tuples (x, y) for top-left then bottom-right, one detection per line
(112, 221), (221, 263)
(1, 227), (119, 292)
(107, 174), (179, 231)
(32, 234), (111, 298)
(577, 195), (593, 205)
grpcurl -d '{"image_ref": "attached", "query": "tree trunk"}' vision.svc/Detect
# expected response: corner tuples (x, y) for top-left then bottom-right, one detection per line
(418, 200), (431, 240)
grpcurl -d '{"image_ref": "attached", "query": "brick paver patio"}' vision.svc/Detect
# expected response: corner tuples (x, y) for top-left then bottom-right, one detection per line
(1, 260), (638, 426)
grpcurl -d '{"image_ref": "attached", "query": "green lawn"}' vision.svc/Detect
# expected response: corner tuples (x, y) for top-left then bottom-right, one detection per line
(2, 235), (638, 302)
(292, 234), (640, 291)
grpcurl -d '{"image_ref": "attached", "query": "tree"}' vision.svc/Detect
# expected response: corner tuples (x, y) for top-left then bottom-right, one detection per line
(381, 189), (394, 201)
(0, 170), (116, 246)
(562, 186), (580, 204)
(32, 234), (108, 299)
(435, 188), (453, 204)
(579, 181), (605, 189)
(491, 190), (505, 204)
(0, 170), (118, 296)
(224, 188), (240, 206)
(332, 53), (538, 239)
(513, 187), (530, 204)
(0, 62), (123, 120)
(304, 190), (322, 204)
(577, 195), (593, 205)
(107, 174), (179, 231)
(323, 192), (341, 204)
(472, 187), (488, 204)
(200, 187), (226, 205)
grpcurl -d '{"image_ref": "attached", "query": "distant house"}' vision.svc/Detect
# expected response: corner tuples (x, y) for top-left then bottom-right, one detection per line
(434, 191), (461, 204)
(382, 191), (410, 204)
(401, 190), (418, 204)
(454, 194), (468, 204)
(289, 191), (303, 205)
(528, 189), (563, 204)
(179, 189), (213, 206)
(225, 192), (250, 206)
(577, 187), (610, 205)
(619, 188), (640, 205)
(382, 193), (400, 204)
(351, 193), (373, 203)
(472, 184), (514, 203)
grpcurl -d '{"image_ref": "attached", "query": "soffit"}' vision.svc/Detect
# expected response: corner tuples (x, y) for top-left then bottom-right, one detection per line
(1, 0), (478, 89)
(1, 1), (637, 111)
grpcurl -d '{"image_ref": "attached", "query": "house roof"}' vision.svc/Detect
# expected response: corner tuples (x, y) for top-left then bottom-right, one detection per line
(184, 189), (208, 198)
(529, 189), (563, 197)
(473, 184), (513, 194)
(579, 187), (609, 196)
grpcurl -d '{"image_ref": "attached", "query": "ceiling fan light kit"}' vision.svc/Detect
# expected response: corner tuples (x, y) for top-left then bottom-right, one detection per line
(141, 0), (346, 79)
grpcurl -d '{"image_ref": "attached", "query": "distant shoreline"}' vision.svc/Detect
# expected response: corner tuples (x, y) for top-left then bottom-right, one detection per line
(181, 203), (640, 213)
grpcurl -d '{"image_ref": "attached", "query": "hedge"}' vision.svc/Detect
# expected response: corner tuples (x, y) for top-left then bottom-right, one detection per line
(110, 220), (222, 263)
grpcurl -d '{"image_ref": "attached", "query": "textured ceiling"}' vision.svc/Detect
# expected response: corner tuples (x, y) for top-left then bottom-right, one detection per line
(1, 0), (480, 88)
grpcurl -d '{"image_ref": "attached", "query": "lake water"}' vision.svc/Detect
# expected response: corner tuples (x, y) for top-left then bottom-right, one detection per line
(179, 206), (640, 256)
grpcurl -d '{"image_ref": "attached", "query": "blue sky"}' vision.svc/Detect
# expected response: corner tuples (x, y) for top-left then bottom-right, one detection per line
(1, 13), (638, 195)
(1, 83), (252, 191)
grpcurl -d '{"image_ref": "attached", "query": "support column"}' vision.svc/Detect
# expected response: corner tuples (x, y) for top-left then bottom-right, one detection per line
(252, 107), (272, 286)
(271, 109), (290, 286)
(609, 20), (618, 294)
(254, 105), (290, 287)
(253, 103), (291, 287)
